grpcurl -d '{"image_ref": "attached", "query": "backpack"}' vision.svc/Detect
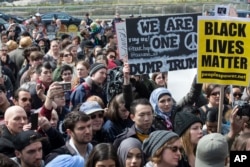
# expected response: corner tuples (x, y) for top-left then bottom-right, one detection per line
(104, 66), (124, 102)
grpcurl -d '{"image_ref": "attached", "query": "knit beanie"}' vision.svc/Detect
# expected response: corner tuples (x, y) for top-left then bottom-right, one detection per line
(174, 112), (203, 136)
(89, 63), (107, 76)
(142, 130), (179, 158)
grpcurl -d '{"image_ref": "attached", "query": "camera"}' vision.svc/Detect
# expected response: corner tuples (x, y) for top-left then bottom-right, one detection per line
(233, 100), (250, 117)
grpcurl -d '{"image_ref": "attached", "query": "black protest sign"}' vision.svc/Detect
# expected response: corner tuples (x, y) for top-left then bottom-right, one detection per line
(126, 13), (200, 75)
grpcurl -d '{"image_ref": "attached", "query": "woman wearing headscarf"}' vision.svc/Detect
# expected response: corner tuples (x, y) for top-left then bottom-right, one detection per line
(117, 137), (144, 167)
(149, 74), (202, 131)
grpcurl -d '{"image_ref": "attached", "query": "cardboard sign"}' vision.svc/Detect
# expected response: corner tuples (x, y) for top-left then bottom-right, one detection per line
(126, 13), (200, 75)
(197, 16), (250, 86)
(115, 22), (127, 60)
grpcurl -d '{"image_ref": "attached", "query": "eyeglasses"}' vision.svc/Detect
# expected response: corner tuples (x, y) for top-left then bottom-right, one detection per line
(90, 113), (104, 119)
(233, 93), (243, 98)
(166, 146), (184, 153)
(63, 73), (72, 76)
(0, 49), (7, 52)
(211, 91), (220, 96)
(20, 97), (32, 103)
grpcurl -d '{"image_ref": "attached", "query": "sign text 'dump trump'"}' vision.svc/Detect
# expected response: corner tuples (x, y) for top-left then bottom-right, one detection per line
(126, 13), (199, 75)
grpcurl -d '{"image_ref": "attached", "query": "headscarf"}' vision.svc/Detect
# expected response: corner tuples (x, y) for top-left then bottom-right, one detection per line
(117, 137), (144, 167)
(149, 87), (173, 129)
(45, 154), (84, 167)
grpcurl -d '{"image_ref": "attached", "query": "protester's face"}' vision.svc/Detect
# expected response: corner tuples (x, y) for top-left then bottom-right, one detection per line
(61, 70), (72, 82)
(131, 104), (153, 132)
(76, 64), (89, 78)
(15, 91), (32, 113)
(161, 139), (182, 167)
(51, 41), (59, 53)
(89, 111), (104, 132)
(228, 87), (243, 103)
(206, 121), (217, 134)
(91, 68), (107, 84)
(125, 148), (142, 167)
(208, 87), (220, 106)
(16, 142), (43, 167)
(69, 120), (92, 144)
(70, 46), (77, 57)
(6, 109), (28, 134)
(107, 51), (116, 61)
(1, 35), (8, 43)
(158, 94), (173, 113)
(50, 110), (58, 129)
(95, 159), (116, 167)
(39, 67), (52, 83)
(62, 52), (73, 64)
(118, 103), (129, 120)
(0, 46), (8, 57)
(53, 93), (66, 107)
(155, 73), (165, 86)
(190, 122), (203, 145)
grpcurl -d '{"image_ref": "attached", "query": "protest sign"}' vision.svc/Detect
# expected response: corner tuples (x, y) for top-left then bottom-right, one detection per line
(115, 22), (127, 60)
(126, 13), (200, 75)
(197, 16), (250, 86)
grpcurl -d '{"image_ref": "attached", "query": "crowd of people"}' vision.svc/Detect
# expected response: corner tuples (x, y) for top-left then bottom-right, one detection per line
(0, 11), (250, 167)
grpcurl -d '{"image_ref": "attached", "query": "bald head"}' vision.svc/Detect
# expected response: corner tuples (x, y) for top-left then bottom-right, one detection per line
(4, 106), (28, 135)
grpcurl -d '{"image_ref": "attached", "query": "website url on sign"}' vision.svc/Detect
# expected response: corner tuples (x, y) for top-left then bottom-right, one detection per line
(201, 71), (246, 81)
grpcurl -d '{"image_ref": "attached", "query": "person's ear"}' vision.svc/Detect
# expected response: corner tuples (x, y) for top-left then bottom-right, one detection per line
(66, 129), (73, 137)
(130, 114), (135, 121)
(15, 150), (21, 158)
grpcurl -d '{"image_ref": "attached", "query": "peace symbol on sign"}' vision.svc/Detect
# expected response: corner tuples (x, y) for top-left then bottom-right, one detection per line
(184, 32), (197, 51)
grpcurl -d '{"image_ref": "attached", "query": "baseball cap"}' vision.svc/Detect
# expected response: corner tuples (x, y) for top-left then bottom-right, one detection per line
(195, 133), (228, 167)
(79, 101), (104, 115)
(13, 130), (45, 151)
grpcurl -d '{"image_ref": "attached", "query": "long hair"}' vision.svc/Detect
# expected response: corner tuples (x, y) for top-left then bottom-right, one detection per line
(181, 127), (194, 156)
(85, 143), (120, 167)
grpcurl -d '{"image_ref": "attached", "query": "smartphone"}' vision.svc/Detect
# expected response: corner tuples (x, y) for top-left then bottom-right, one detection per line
(60, 82), (71, 92)
(30, 113), (38, 130)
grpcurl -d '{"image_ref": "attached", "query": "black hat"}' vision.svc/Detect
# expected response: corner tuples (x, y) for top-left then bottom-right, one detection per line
(174, 112), (203, 136)
(13, 130), (45, 151)
(0, 137), (15, 157)
(89, 63), (107, 76)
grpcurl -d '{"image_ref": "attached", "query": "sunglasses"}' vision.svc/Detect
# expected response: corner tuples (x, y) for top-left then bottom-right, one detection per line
(166, 146), (184, 153)
(20, 97), (32, 103)
(90, 113), (104, 119)
(233, 93), (243, 98)
(211, 91), (220, 96)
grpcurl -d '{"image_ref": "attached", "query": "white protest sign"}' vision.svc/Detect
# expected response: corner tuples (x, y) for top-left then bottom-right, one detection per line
(115, 22), (127, 60)
(214, 5), (230, 16)
(168, 69), (197, 102)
